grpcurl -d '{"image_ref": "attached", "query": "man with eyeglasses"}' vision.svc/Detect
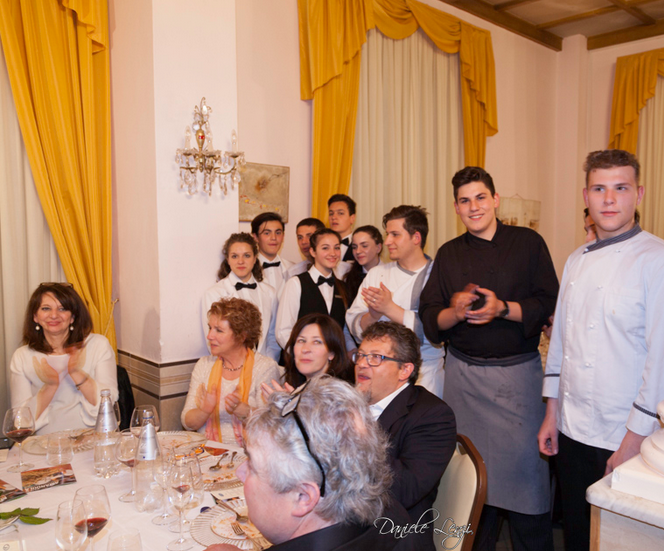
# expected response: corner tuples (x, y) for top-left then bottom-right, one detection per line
(354, 321), (456, 551)
(204, 377), (413, 551)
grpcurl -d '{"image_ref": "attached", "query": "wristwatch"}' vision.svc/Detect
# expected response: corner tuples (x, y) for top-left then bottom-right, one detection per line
(498, 300), (510, 319)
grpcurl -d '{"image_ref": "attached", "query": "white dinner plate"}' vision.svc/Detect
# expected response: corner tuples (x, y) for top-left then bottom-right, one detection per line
(0, 516), (19, 531)
(22, 428), (94, 456)
(191, 506), (257, 549)
(157, 430), (206, 452)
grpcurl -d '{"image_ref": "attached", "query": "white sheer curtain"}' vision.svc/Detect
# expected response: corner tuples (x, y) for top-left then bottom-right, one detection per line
(637, 75), (664, 239)
(0, 44), (64, 419)
(349, 28), (464, 255)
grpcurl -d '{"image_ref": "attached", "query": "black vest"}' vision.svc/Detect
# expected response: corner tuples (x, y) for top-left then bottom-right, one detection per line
(296, 272), (347, 330)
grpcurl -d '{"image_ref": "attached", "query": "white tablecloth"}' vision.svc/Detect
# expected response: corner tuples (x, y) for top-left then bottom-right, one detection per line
(0, 438), (242, 551)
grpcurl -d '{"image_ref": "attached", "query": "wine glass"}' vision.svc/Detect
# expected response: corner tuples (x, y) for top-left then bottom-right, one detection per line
(75, 484), (111, 551)
(152, 450), (175, 525)
(3, 406), (35, 472)
(107, 528), (142, 551)
(167, 458), (194, 551)
(168, 453), (203, 533)
(130, 405), (160, 436)
(114, 429), (137, 502)
(113, 402), (122, 427)
(55, 500), (87, 551)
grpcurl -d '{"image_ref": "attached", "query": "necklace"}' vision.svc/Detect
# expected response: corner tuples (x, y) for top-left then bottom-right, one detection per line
(222, 358), (243, 372)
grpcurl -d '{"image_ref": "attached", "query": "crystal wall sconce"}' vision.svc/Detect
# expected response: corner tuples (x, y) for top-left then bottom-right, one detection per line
(175, 97), (246, 196)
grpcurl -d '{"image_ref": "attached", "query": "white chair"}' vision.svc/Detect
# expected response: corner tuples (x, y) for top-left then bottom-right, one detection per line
(433, 434), (487, 551)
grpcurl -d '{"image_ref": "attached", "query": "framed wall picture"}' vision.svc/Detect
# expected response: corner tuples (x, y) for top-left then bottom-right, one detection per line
(238, 162), (290, 222)
(497, 195), (541, 232)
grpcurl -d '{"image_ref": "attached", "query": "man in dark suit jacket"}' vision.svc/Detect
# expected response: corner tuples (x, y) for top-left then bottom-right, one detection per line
(355, 321), (457, 551)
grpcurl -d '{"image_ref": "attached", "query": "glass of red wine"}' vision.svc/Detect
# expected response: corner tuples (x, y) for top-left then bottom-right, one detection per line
(74, 484), (111, 551)
(114, 429), (137, 502)
(167, 458), (194, 551)
(3, 406), (35, 472)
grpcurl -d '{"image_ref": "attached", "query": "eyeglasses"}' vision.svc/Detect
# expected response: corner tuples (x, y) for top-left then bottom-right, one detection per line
(280, 381), (326, 497)
(352, 352), (403, 367)
(39, 282), (73, 288)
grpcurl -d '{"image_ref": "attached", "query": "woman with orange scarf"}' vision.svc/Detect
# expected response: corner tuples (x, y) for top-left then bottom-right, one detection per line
(181, 297), (282, 444)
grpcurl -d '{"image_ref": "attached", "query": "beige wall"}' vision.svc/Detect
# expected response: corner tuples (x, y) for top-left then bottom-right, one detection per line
(235, 1), (312, 262)
(111, 0), (664, 366)
(111, 0), (240, 364)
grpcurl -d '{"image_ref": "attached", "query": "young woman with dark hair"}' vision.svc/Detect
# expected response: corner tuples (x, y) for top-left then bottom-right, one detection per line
(202, 233), (279, 361)
(344, 225), (383, 304)
(276, 229), (355, 352)
(10, 283), (117, 434)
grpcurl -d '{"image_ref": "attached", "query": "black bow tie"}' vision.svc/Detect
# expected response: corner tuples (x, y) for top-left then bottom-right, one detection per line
(235, 282), (257, 291)
(342, 245), (355, 262)
(316, 275), (335, 287)
(262, 261), (280, 269)
(341, 237), (350, 246)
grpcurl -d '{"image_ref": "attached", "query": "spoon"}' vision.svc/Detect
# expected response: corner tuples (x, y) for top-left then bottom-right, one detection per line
(208, 452), (229, 471)
(226, 451), (238, 469)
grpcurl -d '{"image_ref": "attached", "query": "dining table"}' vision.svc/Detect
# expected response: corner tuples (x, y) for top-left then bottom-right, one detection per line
(0, 432), (252, 551)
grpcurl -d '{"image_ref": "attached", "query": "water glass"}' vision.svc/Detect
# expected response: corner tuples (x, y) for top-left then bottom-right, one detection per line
(47, 432), (74, 466)
(107, 528), (142, 551)
(94, 432), (119, 478)
(0, 525), (26, 551)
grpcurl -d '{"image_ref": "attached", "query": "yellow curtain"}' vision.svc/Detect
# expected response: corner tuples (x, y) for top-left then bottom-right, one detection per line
(299, 0), (498, 219)
(0, 0), (116, 351)
(609, 48), (664, 152)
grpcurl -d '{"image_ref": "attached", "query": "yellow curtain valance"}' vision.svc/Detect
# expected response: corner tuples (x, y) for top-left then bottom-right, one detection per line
(0, 0), (116, 351)
(298, 0), (498, 219)
(609, 48), (664, 152)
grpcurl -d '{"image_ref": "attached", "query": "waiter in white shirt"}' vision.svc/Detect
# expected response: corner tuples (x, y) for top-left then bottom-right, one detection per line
(346, 205), (444, 398)
(251, 212), (293, 298)
(327, 193), (357, 262)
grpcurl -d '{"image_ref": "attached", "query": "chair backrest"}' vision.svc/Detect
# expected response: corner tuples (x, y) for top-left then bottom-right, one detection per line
(432, 433), (487, 551)
(116, 365), (135, 430)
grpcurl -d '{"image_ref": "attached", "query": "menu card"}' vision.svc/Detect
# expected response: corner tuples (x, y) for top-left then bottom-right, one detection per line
(21, 464), (76, 493)
(0, 480), (26, 503)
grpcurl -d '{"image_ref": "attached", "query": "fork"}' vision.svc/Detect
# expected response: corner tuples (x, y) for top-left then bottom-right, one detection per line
(69, 428), (93, 443)
(231, 522), (263, 550)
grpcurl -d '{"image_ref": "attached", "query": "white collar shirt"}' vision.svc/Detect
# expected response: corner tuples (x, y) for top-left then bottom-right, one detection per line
(369, 383), (410, 420)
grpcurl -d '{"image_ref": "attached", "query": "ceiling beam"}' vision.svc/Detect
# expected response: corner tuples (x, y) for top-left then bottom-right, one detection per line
(588, 18), (664, 49)
(494, 0), (542, 11)
(537, 7), (618, 30)
(437, 0), (562, 51)
(606, 0), (656, 25)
